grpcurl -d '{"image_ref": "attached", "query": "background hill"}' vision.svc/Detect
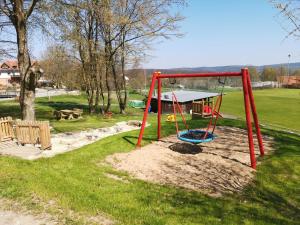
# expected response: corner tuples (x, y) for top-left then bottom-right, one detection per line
(144, 62), (300, 75)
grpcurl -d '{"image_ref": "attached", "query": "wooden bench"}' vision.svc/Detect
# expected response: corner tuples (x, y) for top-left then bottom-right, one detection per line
(0, 117), (14, 142)
(15, 120), (51, 150)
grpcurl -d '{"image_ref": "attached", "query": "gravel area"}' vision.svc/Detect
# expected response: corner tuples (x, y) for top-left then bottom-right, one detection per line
(0, 121), (145, 160)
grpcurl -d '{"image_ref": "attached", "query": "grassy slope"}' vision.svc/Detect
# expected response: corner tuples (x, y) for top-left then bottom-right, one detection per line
(0, 117), (299, 224)
(221, 89), (300, 132)
(0, 90), (299, 224)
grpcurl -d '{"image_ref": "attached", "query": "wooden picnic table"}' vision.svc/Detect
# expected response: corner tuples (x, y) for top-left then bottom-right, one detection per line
(54, 108), (83, 120)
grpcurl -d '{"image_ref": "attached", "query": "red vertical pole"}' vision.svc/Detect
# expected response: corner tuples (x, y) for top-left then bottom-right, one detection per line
(136, 72), (157, 147)
(242, 68), (256, 169)
(157, 76), (162, 140)
(246, 71), (264, 156)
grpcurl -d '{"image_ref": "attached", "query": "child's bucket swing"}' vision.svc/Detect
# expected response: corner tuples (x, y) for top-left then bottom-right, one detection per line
(170, 77), (226, 144)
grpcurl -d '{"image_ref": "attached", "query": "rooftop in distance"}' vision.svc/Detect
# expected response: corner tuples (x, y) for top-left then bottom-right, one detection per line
(152, 90), (220, 103)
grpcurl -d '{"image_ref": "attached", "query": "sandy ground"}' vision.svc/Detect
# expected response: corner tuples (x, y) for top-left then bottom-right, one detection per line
(106, 126), (274, 197)
(0, 121), (144, 160)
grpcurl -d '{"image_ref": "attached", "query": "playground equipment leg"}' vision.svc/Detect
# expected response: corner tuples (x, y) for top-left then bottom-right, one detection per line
(242, 69), (256, 169)
(246, 71), (264, 156)
(157, 78), (162, 140)
(137, 73), (157, 147)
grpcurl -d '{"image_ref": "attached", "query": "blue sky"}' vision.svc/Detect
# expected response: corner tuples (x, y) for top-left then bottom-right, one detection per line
(31, 0), (300, 69)
(141, 0), (300, 69)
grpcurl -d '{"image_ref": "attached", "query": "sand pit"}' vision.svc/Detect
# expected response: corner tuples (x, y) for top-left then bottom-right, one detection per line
(106, 126), (274, 197)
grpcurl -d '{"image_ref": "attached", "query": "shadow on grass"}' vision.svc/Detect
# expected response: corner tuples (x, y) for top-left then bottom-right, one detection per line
(122, 135), (156, 146)
(37, 101), (90, 112)
(0, 103), (21, 118)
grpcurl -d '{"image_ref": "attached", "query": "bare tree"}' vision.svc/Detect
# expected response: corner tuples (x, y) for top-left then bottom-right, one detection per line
(40, 45), (81, 89)
(45, 0), (185, 114)
(48, 0), (107, 114)
(0, 20), (16, 59)
(0, 0), (42, 120)
(96, 0), (185, 113)
(271, 0), (300, 38)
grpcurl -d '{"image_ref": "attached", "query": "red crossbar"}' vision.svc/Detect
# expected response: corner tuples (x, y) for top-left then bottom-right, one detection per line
(158, 72), (242, 79)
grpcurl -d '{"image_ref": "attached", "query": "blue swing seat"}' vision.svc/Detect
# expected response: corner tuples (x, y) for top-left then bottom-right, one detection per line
(178, 129), (216, 144)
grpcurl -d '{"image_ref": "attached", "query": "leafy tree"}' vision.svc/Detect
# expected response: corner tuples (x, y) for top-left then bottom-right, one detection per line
(248, 66), (260, 82)
(292, 69), (300, 76)
(261, 67), (277, 81)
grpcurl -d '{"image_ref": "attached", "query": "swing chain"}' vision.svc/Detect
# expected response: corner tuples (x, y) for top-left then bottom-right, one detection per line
(169, 77), (176, 85)
(218, 76), (227, 96)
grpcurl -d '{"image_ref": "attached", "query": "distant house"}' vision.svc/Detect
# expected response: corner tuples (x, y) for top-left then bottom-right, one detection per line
(0, 60), (42, 86)
(278, 76), (300, 88)
(0, 60), (20, 85)
(151, 90), (220, 114)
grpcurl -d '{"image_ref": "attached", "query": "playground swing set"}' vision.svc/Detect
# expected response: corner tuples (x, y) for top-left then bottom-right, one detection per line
(169, 75), (225, 144)
(136, 68), (264, 169)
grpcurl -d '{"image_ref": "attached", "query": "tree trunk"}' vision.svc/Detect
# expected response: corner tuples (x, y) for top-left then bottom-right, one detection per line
(16, 12), (35, 121)
(119, 39), (127, 114)
(105, 67), (112, 112)
(104, 41), (112, 113)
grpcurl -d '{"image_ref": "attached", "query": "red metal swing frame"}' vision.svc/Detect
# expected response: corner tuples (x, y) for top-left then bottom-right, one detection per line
(136, 68), (264, 169)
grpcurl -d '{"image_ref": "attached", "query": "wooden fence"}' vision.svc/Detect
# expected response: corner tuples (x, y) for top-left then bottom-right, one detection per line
(15, 120), (51, 150)
(0, 117), (14, 142)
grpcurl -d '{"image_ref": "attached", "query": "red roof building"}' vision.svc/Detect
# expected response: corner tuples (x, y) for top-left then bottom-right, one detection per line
(278, 76), (300, 88)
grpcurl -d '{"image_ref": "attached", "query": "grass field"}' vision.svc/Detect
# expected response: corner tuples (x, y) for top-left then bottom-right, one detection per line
(0, 93), (145, 133)
(0, 89), (299, 224)
(0, 117), (299, 224)
(222, 89), (300, 132)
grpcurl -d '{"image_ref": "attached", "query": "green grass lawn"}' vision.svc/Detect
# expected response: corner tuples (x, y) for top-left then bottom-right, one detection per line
(0, 93), (145, 133)
(222, 88), (300, 132)
(0, 117), (299, 224)
(0, 89), (299, 224)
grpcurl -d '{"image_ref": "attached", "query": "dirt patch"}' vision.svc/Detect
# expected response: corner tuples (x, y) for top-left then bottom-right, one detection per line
(0, 199), (57, 225)
(0, 197), (115, 225)
(104, 173), (130, 183)
(106, 126), (274, 197)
